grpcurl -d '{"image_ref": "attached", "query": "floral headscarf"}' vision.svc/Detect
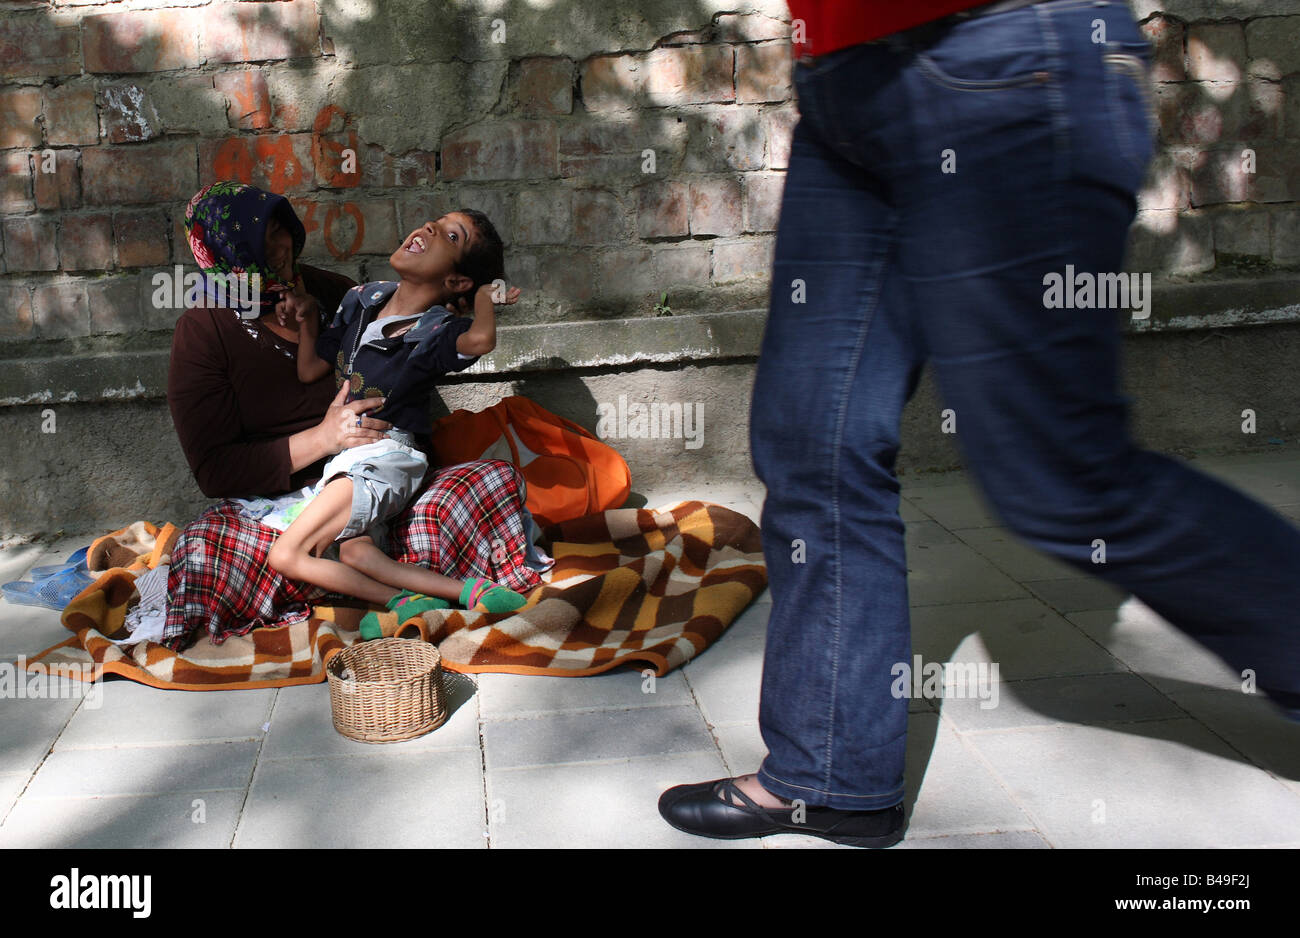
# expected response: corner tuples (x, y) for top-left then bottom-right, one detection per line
(183, 181), (306, 318)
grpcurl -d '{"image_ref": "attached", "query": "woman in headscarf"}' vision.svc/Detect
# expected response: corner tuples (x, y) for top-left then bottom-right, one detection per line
(164, 182), (542, 651)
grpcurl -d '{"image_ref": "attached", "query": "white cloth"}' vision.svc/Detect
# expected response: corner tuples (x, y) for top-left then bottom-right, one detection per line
(114, 563), (170, 647)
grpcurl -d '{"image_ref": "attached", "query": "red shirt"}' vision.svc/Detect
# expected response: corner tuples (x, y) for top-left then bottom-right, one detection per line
(787, 0), (989, 57)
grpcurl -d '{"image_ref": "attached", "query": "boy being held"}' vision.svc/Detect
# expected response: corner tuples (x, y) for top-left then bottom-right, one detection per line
(268, 209), (528, 638)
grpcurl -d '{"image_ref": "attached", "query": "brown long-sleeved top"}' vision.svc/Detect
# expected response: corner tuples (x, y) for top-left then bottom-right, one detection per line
(167, 265), (356, 498)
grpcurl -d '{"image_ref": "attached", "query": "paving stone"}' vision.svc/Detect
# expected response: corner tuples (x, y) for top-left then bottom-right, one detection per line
(477, 667), (692, 719)
(901, 479), (1000, 529)
(57, 683), (276, 749)
(1191, 454), (1300, 506)
(24, 740), (257, 799)
(236, 749), (485, 849)
(0, 538), (85, 660)
(1161, 685), (1300, 799)
(262, 677), (479, 758)
(908, 543), (1029, 607)
(905, 520), (960, 550)
(956, 526), (1089, 582)
(486, 750), (756, 848)
(483, 704), (715, 771)
(0, 790), (245, 848)
(0, 772), (28, 820)
(966, 718), (1300, 847)
(0, 681), (84, 776)
(1069, 603), (1242, 693)
(682, 625), (764, 726)
(939, 672), (1182, 732)
(912, 599), (1120, 681)
(1022, 577), (1128, 614)
(896, 830), (1050, 849)
(905, 712), (1037, 838)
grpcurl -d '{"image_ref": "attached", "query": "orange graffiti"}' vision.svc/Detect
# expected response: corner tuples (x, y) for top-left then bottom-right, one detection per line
(210, 104), (365, 260)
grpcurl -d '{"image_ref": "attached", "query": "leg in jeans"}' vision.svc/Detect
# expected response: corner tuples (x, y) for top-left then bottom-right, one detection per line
(899, 2), (1300, 710)
(749, 99), (924, 810)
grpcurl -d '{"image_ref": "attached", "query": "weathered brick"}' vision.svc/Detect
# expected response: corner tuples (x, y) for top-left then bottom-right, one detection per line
(635, 180), (688, 238)
(311, 105), (361, 189)
(736, 42), (793, 105)
(689, 176), (743, 236)
(1137, 152), (1190, 213)
(1124, 210), (1213, 276)
(0, 88), (42, 149)
(201, 0), (321, 65)
(572, 188), (626, 243)
(82, 140), (198, 206)
(514, 187), (572, 245)
(1156, 83), (1226, 145)
(645, 46), (734, 106)
(360, 145), (435, 189)
(580, 54), (643, 112)
(1246, 16), (1300, 80)
(1187, 23), (1245, 83)
(32, 149), (80, 211)
(1187, 144), (1293, 205)
(215, 70), (272, 130)
(539, 248), (597, 303)
(291, 198), (396, 261)
(1212, 206), (1270, 257)
(0, 284), (34, 339)
(88, 275), (145, 334)
(0, 14), (81, 79)
(202, 133), (314, 195)
(114, 210), (170, 268)
(83, 9), (202, 73)
(684, 107), (765, 172)
(42, 84), (99, 146)
(716, 13), (790, 43)
(33, 281), (90, 338)
(652, 241), (711, 287)
(516, 57), (573, 117)
(0, 151), (34, 213)
(99, 84), (163, 144)
(743, 172), (784, 232)
(1142, 15), (1185, 83)
(1271, 208), (1300, 265)
(141, 74), (228, 136)
(765, 105), (797, 170)
(712, 238), (773, 283)
(595, 246), (657, 301)
(2, 216), (59, 271)
(441, 121), (558, 181)
(59, 212), (115, 271)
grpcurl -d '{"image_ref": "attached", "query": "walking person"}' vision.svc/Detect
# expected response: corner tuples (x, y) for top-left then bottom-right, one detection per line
(659, 0), (1300, 847)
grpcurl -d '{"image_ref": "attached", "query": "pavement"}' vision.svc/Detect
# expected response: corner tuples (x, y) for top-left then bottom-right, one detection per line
(1, 451), (1299, 849)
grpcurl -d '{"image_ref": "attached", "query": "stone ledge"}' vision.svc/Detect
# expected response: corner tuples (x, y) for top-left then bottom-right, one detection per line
(2, 274), (1299, 407)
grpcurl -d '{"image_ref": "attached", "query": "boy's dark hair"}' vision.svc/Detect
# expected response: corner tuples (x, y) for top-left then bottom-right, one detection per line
(452, 208), (505, 302)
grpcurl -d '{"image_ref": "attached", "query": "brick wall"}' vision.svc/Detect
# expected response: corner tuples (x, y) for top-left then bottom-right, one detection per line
(0, 0), (1297, 349)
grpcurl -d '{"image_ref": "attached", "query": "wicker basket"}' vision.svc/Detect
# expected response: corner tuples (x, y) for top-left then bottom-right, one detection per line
(327, 638), (448, 743)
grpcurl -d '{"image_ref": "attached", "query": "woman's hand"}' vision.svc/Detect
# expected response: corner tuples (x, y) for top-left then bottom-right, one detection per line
(316, 383), (391, 454)
(274, 290), (319, 331)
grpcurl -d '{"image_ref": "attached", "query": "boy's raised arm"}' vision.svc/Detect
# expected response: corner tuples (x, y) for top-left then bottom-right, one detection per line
(456, 282), (521, 357)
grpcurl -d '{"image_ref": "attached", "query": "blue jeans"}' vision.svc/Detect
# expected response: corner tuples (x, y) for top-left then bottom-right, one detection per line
(749, 0), (1300, 810)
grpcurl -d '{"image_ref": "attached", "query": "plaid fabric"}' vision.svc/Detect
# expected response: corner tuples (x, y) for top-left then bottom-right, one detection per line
(161, 458), (542, 651)
(31, 500), (765, 689)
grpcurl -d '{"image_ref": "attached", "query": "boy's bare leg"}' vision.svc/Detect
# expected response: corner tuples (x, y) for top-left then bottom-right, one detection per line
(267, 477), (400, 607)
(338, 536), (465, 601)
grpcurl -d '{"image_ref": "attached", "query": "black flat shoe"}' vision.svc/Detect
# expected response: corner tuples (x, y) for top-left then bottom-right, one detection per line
(658, 777), (905, 848)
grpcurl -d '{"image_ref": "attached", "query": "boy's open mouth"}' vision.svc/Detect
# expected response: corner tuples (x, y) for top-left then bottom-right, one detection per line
(405, 234), (427, 255)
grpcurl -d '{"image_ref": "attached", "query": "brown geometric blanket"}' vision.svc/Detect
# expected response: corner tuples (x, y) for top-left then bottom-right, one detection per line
(27, 501), (766, 690)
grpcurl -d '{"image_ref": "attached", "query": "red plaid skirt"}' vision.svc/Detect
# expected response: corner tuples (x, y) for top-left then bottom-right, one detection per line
(162, 459), (544, 651)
